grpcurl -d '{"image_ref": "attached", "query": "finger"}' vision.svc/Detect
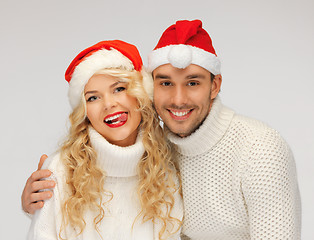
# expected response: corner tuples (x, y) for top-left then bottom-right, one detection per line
(28, 201), (45, 215)
(29, 169), (52, 183)
(29, 191), (53, 203)
(37, 154), (48, 170)
(30, 180), (55, 193)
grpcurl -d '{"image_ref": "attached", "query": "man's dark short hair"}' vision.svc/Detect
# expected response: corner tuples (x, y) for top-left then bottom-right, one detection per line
(211, 73), (215, 82)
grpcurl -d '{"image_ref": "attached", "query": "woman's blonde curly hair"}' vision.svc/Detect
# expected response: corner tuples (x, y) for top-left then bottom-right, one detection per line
(59, 68), (181, 239)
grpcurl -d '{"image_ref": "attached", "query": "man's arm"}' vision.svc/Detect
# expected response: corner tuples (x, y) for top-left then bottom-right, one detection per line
(243, 129), (301, 239)
(21, 154), (56, 215)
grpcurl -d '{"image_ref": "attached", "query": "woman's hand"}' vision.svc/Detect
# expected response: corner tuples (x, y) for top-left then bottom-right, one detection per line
(21, 154), (56, 215)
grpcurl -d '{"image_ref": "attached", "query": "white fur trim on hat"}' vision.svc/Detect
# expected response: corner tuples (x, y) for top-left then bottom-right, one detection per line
(148, 44), (221, 75)
(68, 48), (134, 109)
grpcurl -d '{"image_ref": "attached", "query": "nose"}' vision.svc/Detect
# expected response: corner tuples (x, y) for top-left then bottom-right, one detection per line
(102, 94), (117, 110)
(171, 85), (187, 107)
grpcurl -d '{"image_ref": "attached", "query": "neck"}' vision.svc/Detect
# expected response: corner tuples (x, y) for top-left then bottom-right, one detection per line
(167, 96), (235, 156)
(88, 127), (145, 177)
(108, 128), (139, 147)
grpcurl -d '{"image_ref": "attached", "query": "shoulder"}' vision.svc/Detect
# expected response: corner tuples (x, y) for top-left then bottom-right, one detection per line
(41, 152), (67, 183)
(41, 152), (64, 172)
(232, 114), (275, 134)
(232, 114), (288, 144)
(231, 114), (293, 163)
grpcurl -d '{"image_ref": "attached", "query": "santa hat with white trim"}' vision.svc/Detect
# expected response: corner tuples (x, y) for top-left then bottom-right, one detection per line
(65, 40), (153, 109)
(148, 19), (221, 75)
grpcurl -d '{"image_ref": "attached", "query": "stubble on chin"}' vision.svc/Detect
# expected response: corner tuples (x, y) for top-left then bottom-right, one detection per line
(166, 108), (210, 138)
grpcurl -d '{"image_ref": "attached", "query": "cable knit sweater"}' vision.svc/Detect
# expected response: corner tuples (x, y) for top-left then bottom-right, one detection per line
(27, 128), (183, 240)
(168, 97), (301, 240)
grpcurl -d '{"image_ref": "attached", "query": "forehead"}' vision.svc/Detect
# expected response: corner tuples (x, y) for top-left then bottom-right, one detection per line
(84, 74), (119, 90)
(153, 63), (211, 78)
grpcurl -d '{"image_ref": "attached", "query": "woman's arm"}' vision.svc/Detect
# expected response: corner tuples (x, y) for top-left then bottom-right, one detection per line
(21, 154), (56, 215)
(27, 153), (65, 240)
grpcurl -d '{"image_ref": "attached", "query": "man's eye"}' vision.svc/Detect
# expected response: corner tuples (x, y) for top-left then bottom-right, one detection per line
(114, 87), (126, 93)
(187, 82), (199, 86)
(161, 82), (172, 86)
(87, 96), (98, 102)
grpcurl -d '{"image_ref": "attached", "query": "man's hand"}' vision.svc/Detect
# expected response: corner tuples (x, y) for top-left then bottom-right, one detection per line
(21, 154), (56, 215)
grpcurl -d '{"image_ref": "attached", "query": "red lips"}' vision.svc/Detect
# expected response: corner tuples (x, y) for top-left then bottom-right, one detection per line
(104, 112), (128, 128)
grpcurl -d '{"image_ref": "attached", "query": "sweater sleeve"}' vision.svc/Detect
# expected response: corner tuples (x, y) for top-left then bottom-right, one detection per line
(27, 155), (64, 240)
(242, 128), (301, 239)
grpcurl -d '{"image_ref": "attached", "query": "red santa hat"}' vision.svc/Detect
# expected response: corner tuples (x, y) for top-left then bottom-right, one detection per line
(65, 40), (153, 109)
(148, 20), (221, 75)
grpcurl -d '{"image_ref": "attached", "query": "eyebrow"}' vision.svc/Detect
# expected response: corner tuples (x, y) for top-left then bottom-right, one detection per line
(154, 74), (170, 80)
(154, 73), (206, 80)
(186, 74), (205, 79)
(84, 81), (123, 96)
(110, 81), (122, 88)
(84, 90), (97, 96)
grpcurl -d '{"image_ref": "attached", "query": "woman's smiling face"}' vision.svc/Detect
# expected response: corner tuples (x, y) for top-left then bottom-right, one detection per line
(84, 74), (141, 147)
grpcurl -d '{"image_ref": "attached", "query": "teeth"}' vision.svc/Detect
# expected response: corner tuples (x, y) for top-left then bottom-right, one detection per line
(110, 121), (121, 125)
(104, 113), (122, 123)
(170, 110), (190, 117)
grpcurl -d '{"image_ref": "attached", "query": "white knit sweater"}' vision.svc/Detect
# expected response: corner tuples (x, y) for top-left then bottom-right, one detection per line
(27, 128), (183, 240)
(168, 97), (301, 240)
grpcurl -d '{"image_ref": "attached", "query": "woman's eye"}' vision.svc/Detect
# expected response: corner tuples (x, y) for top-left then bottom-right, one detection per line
(114, 87), (126, 93)
(87, 96), (98, 102)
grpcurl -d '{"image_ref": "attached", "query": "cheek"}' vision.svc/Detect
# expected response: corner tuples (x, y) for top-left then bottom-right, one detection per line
(197, 92), (211, 111)
(86, 107), (91, 120)
(128, 100), (142, 126)
(153, 90), (165, 109)
(125, 96), (140, 115)
(197, 92), (210, 103)
(86, 105), (99, 123)
(194, 87), (211, 102)
(134, 110), (142, 126)
(126, 94), (139, 109)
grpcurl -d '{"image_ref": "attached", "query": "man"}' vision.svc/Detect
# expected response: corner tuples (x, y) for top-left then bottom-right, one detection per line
(22, 20), (301, 239)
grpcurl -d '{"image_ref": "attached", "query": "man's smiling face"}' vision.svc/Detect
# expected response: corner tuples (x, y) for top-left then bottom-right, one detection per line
(153, 64), (221, 137)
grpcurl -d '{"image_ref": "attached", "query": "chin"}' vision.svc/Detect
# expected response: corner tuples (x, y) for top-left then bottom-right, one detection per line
(170, 128), (189, 137)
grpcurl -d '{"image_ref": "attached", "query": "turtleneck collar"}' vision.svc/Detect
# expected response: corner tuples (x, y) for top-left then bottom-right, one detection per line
(167, 96), (235, 156)
(88, 127), (145, 177)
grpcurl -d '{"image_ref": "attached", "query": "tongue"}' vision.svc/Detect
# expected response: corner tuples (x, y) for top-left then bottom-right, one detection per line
(113, 113), (127, 123)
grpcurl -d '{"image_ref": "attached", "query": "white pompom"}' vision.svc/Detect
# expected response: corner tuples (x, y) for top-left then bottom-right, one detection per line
(168, 45), (192, 69)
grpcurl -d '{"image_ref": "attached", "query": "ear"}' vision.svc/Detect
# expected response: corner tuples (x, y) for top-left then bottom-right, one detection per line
(210, 74), (222, 100)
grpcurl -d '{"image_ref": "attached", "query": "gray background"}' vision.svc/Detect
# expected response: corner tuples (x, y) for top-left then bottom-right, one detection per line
(1, 0), (313, 239)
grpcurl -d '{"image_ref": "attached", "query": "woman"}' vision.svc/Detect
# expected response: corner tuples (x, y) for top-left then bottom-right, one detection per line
(27, 40), (183, 240)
